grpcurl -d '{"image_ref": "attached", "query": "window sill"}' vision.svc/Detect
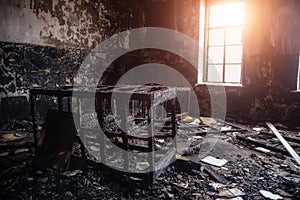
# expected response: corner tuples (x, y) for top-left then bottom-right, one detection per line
(290, 90), (300, 93)
(195, 82), (244, 87)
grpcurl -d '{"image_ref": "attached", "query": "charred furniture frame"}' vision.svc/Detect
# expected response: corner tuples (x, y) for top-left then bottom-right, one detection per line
(30, 85), (178, 181)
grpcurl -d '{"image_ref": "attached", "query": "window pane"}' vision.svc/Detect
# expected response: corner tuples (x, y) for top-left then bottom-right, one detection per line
(225, 64), (241, 83)
(209, 29), (224, 46)
(209, 2), (244, 28)
(225, 45), (243, 63)
(226, 27), (243, 45)
(208, 46), (224, 64)
(208, 65), (223, 82)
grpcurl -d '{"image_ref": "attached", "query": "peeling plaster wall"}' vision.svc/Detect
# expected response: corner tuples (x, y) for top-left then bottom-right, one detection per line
(0, 0), (142, 49)
(0, 0), (145, 122)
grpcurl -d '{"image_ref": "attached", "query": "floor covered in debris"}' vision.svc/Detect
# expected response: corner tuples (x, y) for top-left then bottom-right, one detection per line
(0, 118), (299, 199)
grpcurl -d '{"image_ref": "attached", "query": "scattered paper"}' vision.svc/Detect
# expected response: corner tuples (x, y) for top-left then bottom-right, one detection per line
(259, 190), (283, 200)
(201, 156), (228, 167)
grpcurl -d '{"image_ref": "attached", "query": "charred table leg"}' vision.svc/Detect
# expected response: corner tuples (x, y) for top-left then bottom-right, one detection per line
(147, 100), (155, 180)
(30, 91), (38, 147)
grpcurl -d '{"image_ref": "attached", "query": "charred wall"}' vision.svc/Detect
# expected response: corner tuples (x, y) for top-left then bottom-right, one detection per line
(0, 0), (300, 126)
(0, 0), (144, 122)
(197, 0), (300, 126)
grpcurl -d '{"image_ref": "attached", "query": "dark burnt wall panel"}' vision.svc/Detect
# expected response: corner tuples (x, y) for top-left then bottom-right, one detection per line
(0, 41), (85, 122)
(197, 0), (300, 126)
(110, 0), (200, 86)
(242, 0), (300, 124)
(104, 49), (197, 86)
(0, 42), (84, 96)
(0, 43), (25, 96)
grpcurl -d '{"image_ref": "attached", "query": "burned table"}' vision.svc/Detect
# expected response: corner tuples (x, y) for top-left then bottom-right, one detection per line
(92, 85), (178, 181)
(30, 85), (178, 180)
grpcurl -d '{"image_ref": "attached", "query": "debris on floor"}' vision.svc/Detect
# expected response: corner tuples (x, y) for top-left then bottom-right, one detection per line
(259, 190), (283, 200)
(201, 156), (228, 167)
(0, 119), (299, 199)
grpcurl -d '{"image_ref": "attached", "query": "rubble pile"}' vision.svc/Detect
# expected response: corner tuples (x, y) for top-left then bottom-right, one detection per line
(0, 119), (299, 199)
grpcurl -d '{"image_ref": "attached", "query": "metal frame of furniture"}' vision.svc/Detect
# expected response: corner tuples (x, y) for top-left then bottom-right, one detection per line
(30, 85), (178, 181)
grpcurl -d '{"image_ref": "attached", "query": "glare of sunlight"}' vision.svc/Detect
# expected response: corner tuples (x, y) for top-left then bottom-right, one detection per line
(209, 2), (244, 28)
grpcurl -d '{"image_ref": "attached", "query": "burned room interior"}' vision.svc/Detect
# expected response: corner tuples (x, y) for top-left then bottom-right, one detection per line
(0, 0), (300, 199)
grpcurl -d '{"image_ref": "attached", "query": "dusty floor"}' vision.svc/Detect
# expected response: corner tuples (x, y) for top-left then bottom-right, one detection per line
(0, 119), (299, 199)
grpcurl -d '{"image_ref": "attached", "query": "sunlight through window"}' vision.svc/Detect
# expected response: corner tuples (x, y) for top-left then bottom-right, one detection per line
(206, 1), (244, 84)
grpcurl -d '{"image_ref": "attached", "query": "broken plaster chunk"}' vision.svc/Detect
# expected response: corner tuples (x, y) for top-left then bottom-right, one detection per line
(209, 182), (225, 191)
(284, 158), (300, 173)
(253, 127), (264, 132)
(218, 188), (245, 198)
(246, 137), (256, 141)
(181, 115), (193, 123)
(14, 148), (30, 154)
(136, 161), (150, 171)
(255, 147), (271, 154)
(201, 156), (228, 167)
(259, 190), (283, 200)
(228, 188), (245, 196)
(193, 136), (203, 140)
(0, 152), (10, 157)
(27, 177), (33, 182)
(221, 126), (232, 131)
(36, 170), (43, 175)
(200, 165), (205, 172)
(63, 170), (81, 177)
(283, 176), (300, 184)
(173, 182), (189, 189)
(192, 193), (202, 196)
(276, 189), (293, 197)
(189, 118), (201, 125)
(175, 154), (190, 162)
(157, 139), (165, 144)
(216, 197), (243, 200)
(200, 117), (217, 125)
(65, 191), (73, 197)
(0, 133), (26, 143)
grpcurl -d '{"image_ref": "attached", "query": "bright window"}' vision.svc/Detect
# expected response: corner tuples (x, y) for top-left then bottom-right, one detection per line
(297, 52), (300, 90)
(199, 1), (245, 84)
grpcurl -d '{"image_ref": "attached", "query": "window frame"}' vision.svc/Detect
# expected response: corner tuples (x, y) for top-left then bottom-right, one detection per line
(198, 0), (245, 85)
(297, 51), (300, 90)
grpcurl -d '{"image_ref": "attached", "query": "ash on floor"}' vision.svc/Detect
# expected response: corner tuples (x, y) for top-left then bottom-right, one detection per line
(0, 119), (299, 199)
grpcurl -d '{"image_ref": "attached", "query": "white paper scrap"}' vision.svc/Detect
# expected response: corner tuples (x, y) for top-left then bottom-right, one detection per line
(201, 156), (228, 167)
